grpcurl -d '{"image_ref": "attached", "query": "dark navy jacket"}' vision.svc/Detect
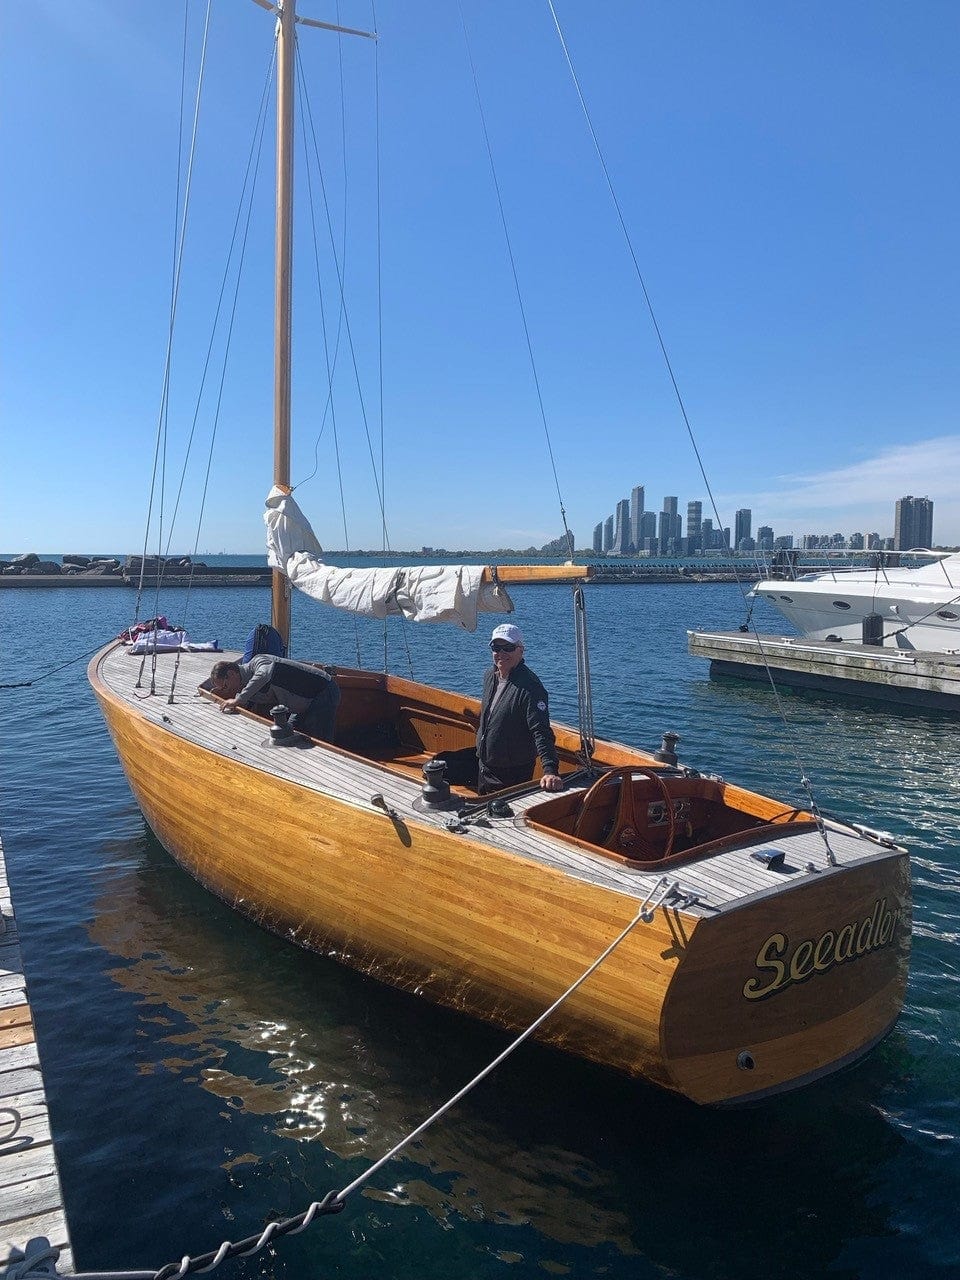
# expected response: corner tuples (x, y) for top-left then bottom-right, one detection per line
(476, 660), (559, 777)
(235, 656), (335, 716)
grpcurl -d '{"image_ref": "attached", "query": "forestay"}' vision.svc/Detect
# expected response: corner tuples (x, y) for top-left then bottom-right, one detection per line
(264, 487), (515, 631)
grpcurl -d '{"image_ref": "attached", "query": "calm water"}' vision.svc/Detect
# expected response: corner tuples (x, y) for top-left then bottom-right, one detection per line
(1, 575), (958, 1279)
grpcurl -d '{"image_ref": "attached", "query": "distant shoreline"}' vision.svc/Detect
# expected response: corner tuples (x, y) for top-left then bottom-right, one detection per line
(0, 567), (758, 590)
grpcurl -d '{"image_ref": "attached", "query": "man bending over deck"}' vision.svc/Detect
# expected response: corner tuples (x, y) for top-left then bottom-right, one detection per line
(440, 624), (563, 795)
(208, 657), (340, 743)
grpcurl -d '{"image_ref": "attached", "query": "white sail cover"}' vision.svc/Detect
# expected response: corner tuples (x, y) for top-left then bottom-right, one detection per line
(264, 487), (514, 631)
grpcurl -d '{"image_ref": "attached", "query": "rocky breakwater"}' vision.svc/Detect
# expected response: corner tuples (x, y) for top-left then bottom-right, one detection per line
(0, 553), (271, 587)
(0, 553), (123, 584)
(122, 555), (270, 586)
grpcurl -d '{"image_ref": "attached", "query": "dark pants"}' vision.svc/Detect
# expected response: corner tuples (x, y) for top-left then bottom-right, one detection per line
(434, 746), (534, 796)
(289, 677), (340, 742)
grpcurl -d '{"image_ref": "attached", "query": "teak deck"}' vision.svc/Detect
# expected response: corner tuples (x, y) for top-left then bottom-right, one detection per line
(0, 831), (73, 1275)
(98, 648), (862, 915)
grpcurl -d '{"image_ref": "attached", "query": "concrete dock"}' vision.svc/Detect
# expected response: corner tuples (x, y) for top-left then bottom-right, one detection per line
(0, 832), (73, 1275)
(688, 630), (960, 711)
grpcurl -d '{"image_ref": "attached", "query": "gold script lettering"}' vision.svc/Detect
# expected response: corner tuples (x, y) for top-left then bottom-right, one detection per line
(789, 939), (815, 982)
(743, 898), (903, 1001)
(742, 933), (787, 1000)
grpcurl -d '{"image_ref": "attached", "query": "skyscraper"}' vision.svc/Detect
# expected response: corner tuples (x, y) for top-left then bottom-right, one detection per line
(735, 508), (752, 551)
(640, 511), (657, 545)
(592, 522), (603, 554)
(686, 500), (702, 551)
(630, 485), (645, 552)
(603, 515), (614, 552)
(659, 497), (681, 553)
(894, 496), (934, 550)
(614, 498), (631, 554)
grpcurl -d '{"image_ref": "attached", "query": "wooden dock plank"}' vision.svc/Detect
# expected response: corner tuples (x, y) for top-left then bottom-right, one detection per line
(0, 1071), (44, 1104)
(0, 832), (73, 1274)
(0, 985), (28, 1009)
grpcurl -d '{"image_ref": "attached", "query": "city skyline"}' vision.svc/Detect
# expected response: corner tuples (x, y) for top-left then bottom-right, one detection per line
(589, 489), (939, 555)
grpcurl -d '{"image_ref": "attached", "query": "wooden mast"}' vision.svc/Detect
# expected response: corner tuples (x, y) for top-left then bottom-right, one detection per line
(272, 0), (296, 646)
(264, 5), (585, 629)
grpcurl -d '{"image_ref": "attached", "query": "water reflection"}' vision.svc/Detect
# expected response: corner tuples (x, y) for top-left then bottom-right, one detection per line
(84, 827), (927, 1279)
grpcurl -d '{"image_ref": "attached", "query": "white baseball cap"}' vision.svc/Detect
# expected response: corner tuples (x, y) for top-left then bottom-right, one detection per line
(490, 623), (523, 647)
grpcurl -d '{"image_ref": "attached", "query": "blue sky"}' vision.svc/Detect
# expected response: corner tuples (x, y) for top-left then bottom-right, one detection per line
(2, 1), (958, 555)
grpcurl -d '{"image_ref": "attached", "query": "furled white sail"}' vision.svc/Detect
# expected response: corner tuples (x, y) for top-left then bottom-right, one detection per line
(264, 487), (514, 631)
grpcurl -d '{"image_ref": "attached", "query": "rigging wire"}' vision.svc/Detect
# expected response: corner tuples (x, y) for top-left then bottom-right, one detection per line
(293, 1), (352, 496)
(295, 37), (364, 669)
(133, 0), (214, 698)
(296, 44), (391, 551)
(164, 40), (277, 697)
(545, 0), (837, 853)
(457, 2), (575, 562)
(292, 35), (349, 505)
(136, 0), (215, 701)
(372, 0), (391, 674)
(169, 53), (278, 699)
(163, 41), (278, 569)
(131, 0), (189, 676)
(127, 18), (277, 702)
(368, 3), (414, 684)
(295, 49), (351, 557)
(545, 0), (730, 576)
(138, 1), (213, 624)
(0, 641), (118, 690)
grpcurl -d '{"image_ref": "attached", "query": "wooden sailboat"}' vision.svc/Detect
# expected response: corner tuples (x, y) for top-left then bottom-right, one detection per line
(89, 2), (910, 1106)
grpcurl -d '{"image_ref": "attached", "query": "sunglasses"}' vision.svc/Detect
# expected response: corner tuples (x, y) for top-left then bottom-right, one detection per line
(490, 641), (518, 653)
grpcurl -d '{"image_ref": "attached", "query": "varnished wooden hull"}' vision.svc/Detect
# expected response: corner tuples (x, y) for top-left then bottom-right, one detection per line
(90, 647), (910, 1104)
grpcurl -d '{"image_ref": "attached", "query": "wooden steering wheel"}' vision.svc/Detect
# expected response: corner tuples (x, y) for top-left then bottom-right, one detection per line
(573, 766), (676, 861)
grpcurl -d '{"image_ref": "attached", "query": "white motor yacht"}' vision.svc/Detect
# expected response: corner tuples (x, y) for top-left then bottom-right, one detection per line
(752, 551), (960, 652)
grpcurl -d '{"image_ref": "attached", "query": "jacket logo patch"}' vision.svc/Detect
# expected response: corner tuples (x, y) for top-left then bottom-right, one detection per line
(537, 701), (547, 711)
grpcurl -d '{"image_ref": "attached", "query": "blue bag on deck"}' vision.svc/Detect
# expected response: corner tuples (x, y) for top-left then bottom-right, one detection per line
(241, 623), (287, 663)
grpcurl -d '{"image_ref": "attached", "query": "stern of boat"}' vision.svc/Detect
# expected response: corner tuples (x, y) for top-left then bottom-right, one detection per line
(659, 848), (911, 1104)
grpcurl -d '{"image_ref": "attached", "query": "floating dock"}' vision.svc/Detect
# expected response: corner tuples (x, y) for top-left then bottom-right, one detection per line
(0, 831), (73, 1274)
(688, 630), (960, 711)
